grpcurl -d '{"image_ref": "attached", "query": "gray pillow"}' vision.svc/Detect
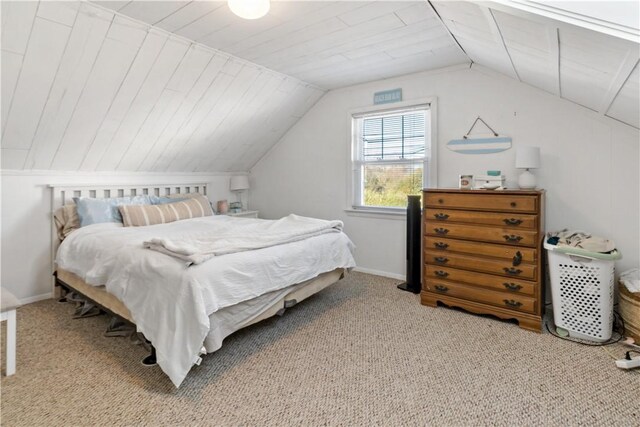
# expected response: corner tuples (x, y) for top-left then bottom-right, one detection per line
(74, 195), (154, 227)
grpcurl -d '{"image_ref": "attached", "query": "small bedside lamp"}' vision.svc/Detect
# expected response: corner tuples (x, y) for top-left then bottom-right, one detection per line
(516, 146), (540, 189)
(229, 175), (250, 210)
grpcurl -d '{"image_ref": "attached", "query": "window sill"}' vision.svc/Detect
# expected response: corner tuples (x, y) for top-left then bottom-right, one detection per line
(344, 208), (407, 220)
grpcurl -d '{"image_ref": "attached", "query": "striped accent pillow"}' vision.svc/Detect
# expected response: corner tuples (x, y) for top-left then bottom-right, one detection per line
(119, 196), (213, 227)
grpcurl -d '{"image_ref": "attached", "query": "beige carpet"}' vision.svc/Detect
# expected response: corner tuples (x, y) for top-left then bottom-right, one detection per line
(1, 272), (638, 426)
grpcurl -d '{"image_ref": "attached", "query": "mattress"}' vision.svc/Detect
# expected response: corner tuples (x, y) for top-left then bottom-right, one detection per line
(56, 216), (356, 386)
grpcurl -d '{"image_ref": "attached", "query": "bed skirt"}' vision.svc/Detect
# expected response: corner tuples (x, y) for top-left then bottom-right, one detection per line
(55, 267), (345, 337)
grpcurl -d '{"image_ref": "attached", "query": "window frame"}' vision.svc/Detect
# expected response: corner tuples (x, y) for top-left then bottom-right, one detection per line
(346, 97), (438, 217)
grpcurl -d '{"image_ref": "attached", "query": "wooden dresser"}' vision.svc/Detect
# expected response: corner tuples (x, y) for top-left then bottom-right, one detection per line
(421, 189), (545, 332)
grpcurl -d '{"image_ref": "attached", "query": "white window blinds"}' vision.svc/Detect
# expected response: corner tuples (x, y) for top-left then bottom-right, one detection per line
(361, 112), (425, 161)
(352, 105), (431, 209)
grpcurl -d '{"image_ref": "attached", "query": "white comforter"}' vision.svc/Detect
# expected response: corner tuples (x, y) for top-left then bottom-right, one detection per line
(56, 215), (356, 387)
(144, 214), (344, 264)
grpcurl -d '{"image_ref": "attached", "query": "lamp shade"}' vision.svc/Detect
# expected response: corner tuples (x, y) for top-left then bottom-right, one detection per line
(230, 175), (250, 191)
(515, 146), (540, 169)
(228, 0), (270, 20)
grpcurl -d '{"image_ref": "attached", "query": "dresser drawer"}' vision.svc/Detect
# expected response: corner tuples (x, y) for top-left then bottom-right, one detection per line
(424, 192), (538, 213)
(424, 236), (537, 263)
(424, 250), (537, 280)
(424, 280), (537, 314)
(424, 208), (537, 229)
(424, 265), (536, 296)
(425, 221), (539, 247)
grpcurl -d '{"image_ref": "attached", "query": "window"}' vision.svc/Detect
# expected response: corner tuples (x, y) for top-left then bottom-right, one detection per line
(351, 104), (432, 211)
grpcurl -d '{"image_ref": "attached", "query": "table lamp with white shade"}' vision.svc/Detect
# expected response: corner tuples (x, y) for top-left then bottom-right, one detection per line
(229, 175), (250, 210)
(516, 146), (540, 189)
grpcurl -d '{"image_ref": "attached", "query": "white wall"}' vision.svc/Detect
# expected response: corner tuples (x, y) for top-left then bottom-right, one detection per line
(250, 65), (640, 279)
(0, 171), (242, 302)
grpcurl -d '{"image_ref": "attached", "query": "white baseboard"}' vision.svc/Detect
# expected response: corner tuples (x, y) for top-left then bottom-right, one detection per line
(19, 292), (53, 305)
(352, 267), (405, 281)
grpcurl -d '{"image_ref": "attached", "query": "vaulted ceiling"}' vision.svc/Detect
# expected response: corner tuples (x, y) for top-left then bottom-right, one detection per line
(1, 1), (638, 173)
(1, 1), (325, 172)
(93, 1), (469, 89)
(431, 0), (640, 128)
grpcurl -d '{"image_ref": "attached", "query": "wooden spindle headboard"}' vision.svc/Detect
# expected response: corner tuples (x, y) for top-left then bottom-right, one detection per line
(49, 182), (208, 294)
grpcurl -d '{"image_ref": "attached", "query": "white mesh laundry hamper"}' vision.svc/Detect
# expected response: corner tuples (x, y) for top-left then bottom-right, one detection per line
(545, 241), (622, 342)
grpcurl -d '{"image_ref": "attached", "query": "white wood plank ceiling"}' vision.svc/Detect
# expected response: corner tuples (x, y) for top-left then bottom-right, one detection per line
(1, 1), (638, 174)
(91, 1), (470, 89)
(0, 0), (472, 172)
(431, 0), (640, 128)
(1, 1), (324, 172)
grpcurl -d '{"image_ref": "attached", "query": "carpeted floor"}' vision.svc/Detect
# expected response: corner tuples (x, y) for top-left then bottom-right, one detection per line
(1, 272), (638, 426)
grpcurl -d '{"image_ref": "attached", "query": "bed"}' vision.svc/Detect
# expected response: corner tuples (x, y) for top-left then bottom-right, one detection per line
(50, 183), (356, 387)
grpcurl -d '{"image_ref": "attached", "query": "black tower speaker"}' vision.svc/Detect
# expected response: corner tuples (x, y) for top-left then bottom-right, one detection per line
(398, 195), (422, 294)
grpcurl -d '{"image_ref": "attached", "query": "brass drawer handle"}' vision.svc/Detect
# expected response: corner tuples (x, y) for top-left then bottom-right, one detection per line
(438, 198), (444, 204)
(434, 213), (449, 220)
(503, 299), (523, 308)
(434, 256), (449, 264)
(503, 218), (523, 226)
(434, 270), (449, 278)
(503, 267), (523, 275)
(510, 202), (517, 207)
(434, 228), (449, 235)
(434, 285), (449, 293)
(503, 234), (523, 243)
(503, 282), (523, 292)
(434, 242), (449, 250)
(512, 251), (522, 266)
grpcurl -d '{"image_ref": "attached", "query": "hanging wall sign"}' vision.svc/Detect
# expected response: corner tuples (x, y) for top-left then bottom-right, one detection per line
(447, 116), (512, 154)
(374, 88), (402, 105)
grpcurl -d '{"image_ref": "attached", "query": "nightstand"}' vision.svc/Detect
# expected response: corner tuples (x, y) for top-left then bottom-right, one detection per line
(227, 210), (259, 218)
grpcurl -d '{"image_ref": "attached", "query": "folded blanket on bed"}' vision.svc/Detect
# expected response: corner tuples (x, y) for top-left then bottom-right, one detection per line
(143, 214), (344, 265)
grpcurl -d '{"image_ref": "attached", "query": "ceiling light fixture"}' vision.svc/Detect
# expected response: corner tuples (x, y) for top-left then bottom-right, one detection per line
(228, 0), (270, 20)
